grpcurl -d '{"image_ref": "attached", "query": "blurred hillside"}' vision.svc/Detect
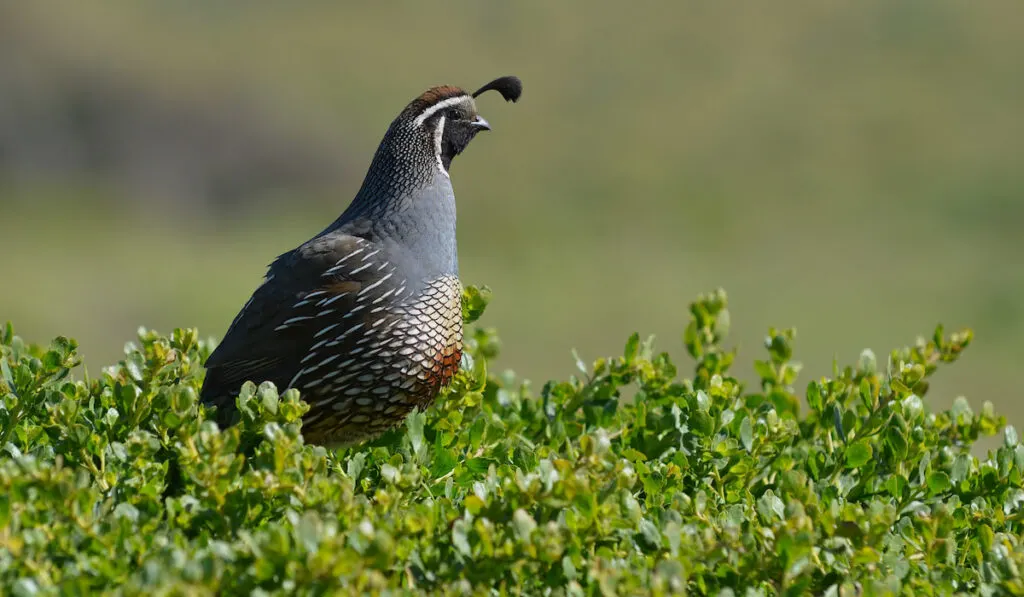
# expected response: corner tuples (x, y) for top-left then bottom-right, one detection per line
(2, 2), (1021, 425)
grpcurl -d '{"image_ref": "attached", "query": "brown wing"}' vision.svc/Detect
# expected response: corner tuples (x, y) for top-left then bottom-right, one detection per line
(200, 232), (403, 425)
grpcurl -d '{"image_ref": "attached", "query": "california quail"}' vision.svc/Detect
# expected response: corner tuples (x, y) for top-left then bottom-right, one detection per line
(200, 76), (522, 446)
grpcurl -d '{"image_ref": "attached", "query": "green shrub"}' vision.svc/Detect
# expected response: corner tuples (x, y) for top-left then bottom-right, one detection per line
(1, 288), (1021, 595)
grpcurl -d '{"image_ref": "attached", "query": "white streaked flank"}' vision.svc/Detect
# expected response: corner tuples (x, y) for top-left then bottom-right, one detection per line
(317, 292), (349, 307)
(348, 262), (373, 275)
(371, 288), (396, 304)
(317, 354), (341, 368)
(281, 315), (314, 326)
(314, 323), (341, 338)
(335, 247), (365, 264)
(287, 367), (308, 388)
(357, 272), (393, 297)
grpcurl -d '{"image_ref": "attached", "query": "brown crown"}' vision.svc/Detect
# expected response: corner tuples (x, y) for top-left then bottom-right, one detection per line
(402, 85), (469, 119)
(418, 85), (468, 105)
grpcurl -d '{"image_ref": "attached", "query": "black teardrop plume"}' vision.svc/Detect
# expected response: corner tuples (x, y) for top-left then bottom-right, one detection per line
(472, 76), (523, 102)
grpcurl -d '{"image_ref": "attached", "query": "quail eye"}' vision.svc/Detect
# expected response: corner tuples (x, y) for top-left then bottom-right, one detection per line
(446, 109), (462, 120)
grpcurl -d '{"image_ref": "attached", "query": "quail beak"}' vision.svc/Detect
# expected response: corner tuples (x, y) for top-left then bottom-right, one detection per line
(471, 115), (491, 131)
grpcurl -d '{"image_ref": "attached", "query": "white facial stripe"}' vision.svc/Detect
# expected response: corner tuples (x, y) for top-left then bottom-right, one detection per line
(413, 96), (470, 127)
(433, 115), (449, 177)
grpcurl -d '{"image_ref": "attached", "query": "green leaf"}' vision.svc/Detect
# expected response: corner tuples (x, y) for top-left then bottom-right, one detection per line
(857, 349), (877, 375)
(690, 410), (715, 437)
(380, 463), (399, 484)
(979, 524), (994, 552)
(637, 519), (662, 551)
(624, 333), (640, 363)
(406, 410), (425, 453)
(753, 360), (775, 382)
(1006, 425), (1019, 447)
(765, 330), (794, 363)
(927, 471), (951, 494)
(683, 321), (702, 359)
(740, 416), (753, 452)
(757, 490), (785, 523)
(11, 579), (40, 597)
(844, 440), (873, 469)
(347, 452), (367, 483)
(461, 285), (492, 324)
(858, 378), (874, 410)
(465, 458), (497, 475)
(886, 474), (908, 500)
(562, 556), (578, 581)
(464, 495), (485, 516)
(0, 357), (13, 390)
(951, 454), (971, 484)
(885, 428), (908, 461)
(430, 446), (459, 478)
(452, 520), (472, 557)
(833, 406), (847, 443)
(513, 509), (537, 541)
(571, 348), (588, 375)
(806, 381), (823, 412)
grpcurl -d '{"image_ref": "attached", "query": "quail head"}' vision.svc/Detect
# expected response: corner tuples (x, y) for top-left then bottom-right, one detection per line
(200, 76), (523, 446)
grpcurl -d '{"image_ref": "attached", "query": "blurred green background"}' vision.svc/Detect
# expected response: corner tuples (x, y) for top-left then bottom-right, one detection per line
(2, 2), (1021, 424)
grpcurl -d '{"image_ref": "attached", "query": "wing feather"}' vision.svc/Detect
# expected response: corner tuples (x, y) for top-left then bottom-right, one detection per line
(200, 232), (401, 424)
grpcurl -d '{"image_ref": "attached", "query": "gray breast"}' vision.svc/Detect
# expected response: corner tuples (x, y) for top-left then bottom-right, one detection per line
(376, 172), (458, 281)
